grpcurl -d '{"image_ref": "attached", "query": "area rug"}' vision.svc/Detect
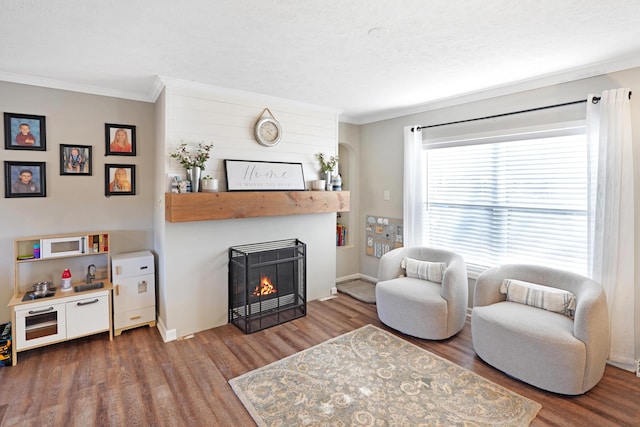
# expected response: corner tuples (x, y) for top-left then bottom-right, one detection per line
(336, 279), (376, 303)
(229, 324), (541, 426)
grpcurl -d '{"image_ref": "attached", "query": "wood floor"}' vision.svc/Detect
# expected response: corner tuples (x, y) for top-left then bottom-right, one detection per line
(1, 293), (639, 426)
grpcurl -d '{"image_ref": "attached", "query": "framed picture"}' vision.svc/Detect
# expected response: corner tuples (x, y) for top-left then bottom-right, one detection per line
(105, 123), (136, 156)
(60, 144), (92, 175)
(4, 161), (46, 198)
(105, 164), (135, 196)
(4, 112), (46, 151)
(225, 159), (306, 191)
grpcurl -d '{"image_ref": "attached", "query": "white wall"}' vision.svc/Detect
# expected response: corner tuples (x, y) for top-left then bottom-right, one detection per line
(0, 81), (155, 323)
(155, 80), (340, 338)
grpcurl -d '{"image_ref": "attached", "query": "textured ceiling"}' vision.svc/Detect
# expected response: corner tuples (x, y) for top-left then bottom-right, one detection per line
(1, 0), (640, 123)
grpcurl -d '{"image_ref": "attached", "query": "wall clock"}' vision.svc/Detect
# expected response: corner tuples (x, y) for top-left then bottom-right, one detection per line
(254, 108), (282, 147)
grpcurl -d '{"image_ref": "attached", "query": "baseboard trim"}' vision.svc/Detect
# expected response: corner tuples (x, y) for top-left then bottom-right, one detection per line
(157, 317), (177, 342)
(336, 273), (377, 284)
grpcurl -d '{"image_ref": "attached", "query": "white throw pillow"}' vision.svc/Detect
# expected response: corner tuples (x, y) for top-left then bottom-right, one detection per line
(401, 257), (447, 283)
(500, 279), (576, 317)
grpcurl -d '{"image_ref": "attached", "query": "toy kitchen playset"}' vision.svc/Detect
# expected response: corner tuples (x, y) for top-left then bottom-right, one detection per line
(6, 231), (156, 366)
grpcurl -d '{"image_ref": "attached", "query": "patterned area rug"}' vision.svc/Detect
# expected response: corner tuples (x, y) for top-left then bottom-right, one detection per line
(229, 324), (541, 426)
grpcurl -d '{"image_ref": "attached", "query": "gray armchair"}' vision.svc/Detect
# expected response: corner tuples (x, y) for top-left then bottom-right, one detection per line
(471, 264), (610, 395)
(375, 247), (468, 340)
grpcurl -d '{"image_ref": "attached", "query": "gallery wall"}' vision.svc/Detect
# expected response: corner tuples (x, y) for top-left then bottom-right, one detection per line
(0, 81), (156, 323)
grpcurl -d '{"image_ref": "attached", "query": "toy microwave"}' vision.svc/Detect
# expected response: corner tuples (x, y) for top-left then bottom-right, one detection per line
(40, 235), (87, 258)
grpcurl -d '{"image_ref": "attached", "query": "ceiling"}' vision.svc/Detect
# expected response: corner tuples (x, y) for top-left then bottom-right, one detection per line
(1, 0), (640, 124)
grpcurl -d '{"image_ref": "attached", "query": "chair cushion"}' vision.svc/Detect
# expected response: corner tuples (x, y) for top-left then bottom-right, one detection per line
(376, 277), (448, 339)
(500, 278), (576, 317)
(401, 257), (446, 283)
(472, 301), (586, 394)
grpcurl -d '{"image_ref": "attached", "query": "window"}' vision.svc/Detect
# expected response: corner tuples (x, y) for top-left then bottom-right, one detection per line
(422, 123), (589, 275)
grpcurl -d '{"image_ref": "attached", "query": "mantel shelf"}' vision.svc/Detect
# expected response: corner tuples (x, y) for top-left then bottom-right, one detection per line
(165, 191), (350, 222)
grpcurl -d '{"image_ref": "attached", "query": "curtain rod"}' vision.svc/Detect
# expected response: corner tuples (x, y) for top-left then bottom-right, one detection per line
(411, 91), (632, 132)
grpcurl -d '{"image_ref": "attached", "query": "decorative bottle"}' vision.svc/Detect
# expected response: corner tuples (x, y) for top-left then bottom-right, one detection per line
(332, 174), (342, 191)
(61, 269), (72, 291)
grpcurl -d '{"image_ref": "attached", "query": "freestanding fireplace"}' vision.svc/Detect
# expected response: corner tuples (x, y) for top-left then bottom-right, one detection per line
(228, 239), (306, 333)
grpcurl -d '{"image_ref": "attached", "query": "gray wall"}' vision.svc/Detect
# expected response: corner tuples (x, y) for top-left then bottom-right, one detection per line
(357, 70), (640, 279)
(0, 81), (156, 323)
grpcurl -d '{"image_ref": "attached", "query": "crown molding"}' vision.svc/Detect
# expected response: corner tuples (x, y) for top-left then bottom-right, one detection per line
(346, 54), (640, 125)
(150, 75), (166, 101)
(158, 76), (342, 115)
(0, 71), (158, 103)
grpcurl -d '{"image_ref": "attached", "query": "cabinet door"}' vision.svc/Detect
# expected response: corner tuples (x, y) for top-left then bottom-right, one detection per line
(113, 274), (155, 313)
(66, 295), (109, 339)
(112, 254), (154, 280)
(15, 302), (66, 350)
(114, 306), (156, 331)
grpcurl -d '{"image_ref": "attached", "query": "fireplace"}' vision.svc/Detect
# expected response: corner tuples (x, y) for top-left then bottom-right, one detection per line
(228, 239), (306, 333)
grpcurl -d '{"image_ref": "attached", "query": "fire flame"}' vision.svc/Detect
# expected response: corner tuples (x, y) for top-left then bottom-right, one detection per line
(252, 276), (277, 296)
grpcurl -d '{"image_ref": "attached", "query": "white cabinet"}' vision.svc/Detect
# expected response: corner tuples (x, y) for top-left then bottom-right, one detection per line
(14, 301), (66, 350)
(112, 251), (156, 336)
(14, 290), (110, 351)
(66, 294), (110, 339)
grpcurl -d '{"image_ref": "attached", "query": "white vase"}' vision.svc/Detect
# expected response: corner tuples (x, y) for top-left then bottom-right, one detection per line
(311, 180), (326, 191)
(186, 166), (202, 192)
(202, 178), (218, 192)
(325, 171), (332, 191)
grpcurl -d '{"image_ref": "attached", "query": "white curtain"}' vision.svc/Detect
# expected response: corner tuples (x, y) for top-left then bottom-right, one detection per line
(403, 126), (425, 247)
(587, 88), (636, 370)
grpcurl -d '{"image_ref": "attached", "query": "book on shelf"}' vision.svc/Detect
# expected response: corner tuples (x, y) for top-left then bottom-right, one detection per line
(336, 224), (348, 246)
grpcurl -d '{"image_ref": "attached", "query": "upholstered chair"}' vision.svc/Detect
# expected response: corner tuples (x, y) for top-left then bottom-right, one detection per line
(471, 264), (610, 395)
(375, 247), (468, 340)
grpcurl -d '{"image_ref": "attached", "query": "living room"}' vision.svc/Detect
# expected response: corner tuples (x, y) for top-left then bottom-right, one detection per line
(1, 2), (640, 425)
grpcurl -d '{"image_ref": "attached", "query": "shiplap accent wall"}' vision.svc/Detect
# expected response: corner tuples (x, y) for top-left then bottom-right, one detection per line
(164, 80), (339, 189)
(155, 79), (340, 339)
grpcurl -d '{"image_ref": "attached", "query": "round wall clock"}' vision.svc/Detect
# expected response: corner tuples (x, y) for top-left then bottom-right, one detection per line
(254, 116), (282, 147)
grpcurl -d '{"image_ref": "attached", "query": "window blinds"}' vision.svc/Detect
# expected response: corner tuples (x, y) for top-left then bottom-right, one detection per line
(424, 131), (588, 275)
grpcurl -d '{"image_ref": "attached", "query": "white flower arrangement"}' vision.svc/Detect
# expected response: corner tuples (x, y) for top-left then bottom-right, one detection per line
(171, 141), (214, 169)
(315, 152), (339, 173)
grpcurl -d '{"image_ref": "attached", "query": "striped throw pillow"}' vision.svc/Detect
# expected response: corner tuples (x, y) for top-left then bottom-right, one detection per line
(500, 279), (576, 317)
(401, 257), (447, 283)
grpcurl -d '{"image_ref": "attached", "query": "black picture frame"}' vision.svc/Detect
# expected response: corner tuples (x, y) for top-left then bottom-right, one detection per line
(60, 144), (92, 175)
(105, 163), (136, 196)
(105, 123), (136, 156)
(4, 112), (46, 151)
(4, 161), (47, 198)
(224, 159), (306, 191)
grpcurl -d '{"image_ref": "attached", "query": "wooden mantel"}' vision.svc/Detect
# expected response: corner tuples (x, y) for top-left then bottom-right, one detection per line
(165, 191), (350, 222)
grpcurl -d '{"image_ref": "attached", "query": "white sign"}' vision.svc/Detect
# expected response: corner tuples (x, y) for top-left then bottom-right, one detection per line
(225, 160), (306, 191)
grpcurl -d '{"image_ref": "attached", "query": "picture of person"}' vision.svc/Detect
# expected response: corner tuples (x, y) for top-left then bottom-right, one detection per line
(60, 144), (92, 176)
(15, 123), (36, 146)
(67, 147), (86, 172)
(109, 128), (132, 153)
(4, 113), (45, 151)
(12, 169), (39, 193)
(109, 167), (131, 192)
(4, 161), (46, 198)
